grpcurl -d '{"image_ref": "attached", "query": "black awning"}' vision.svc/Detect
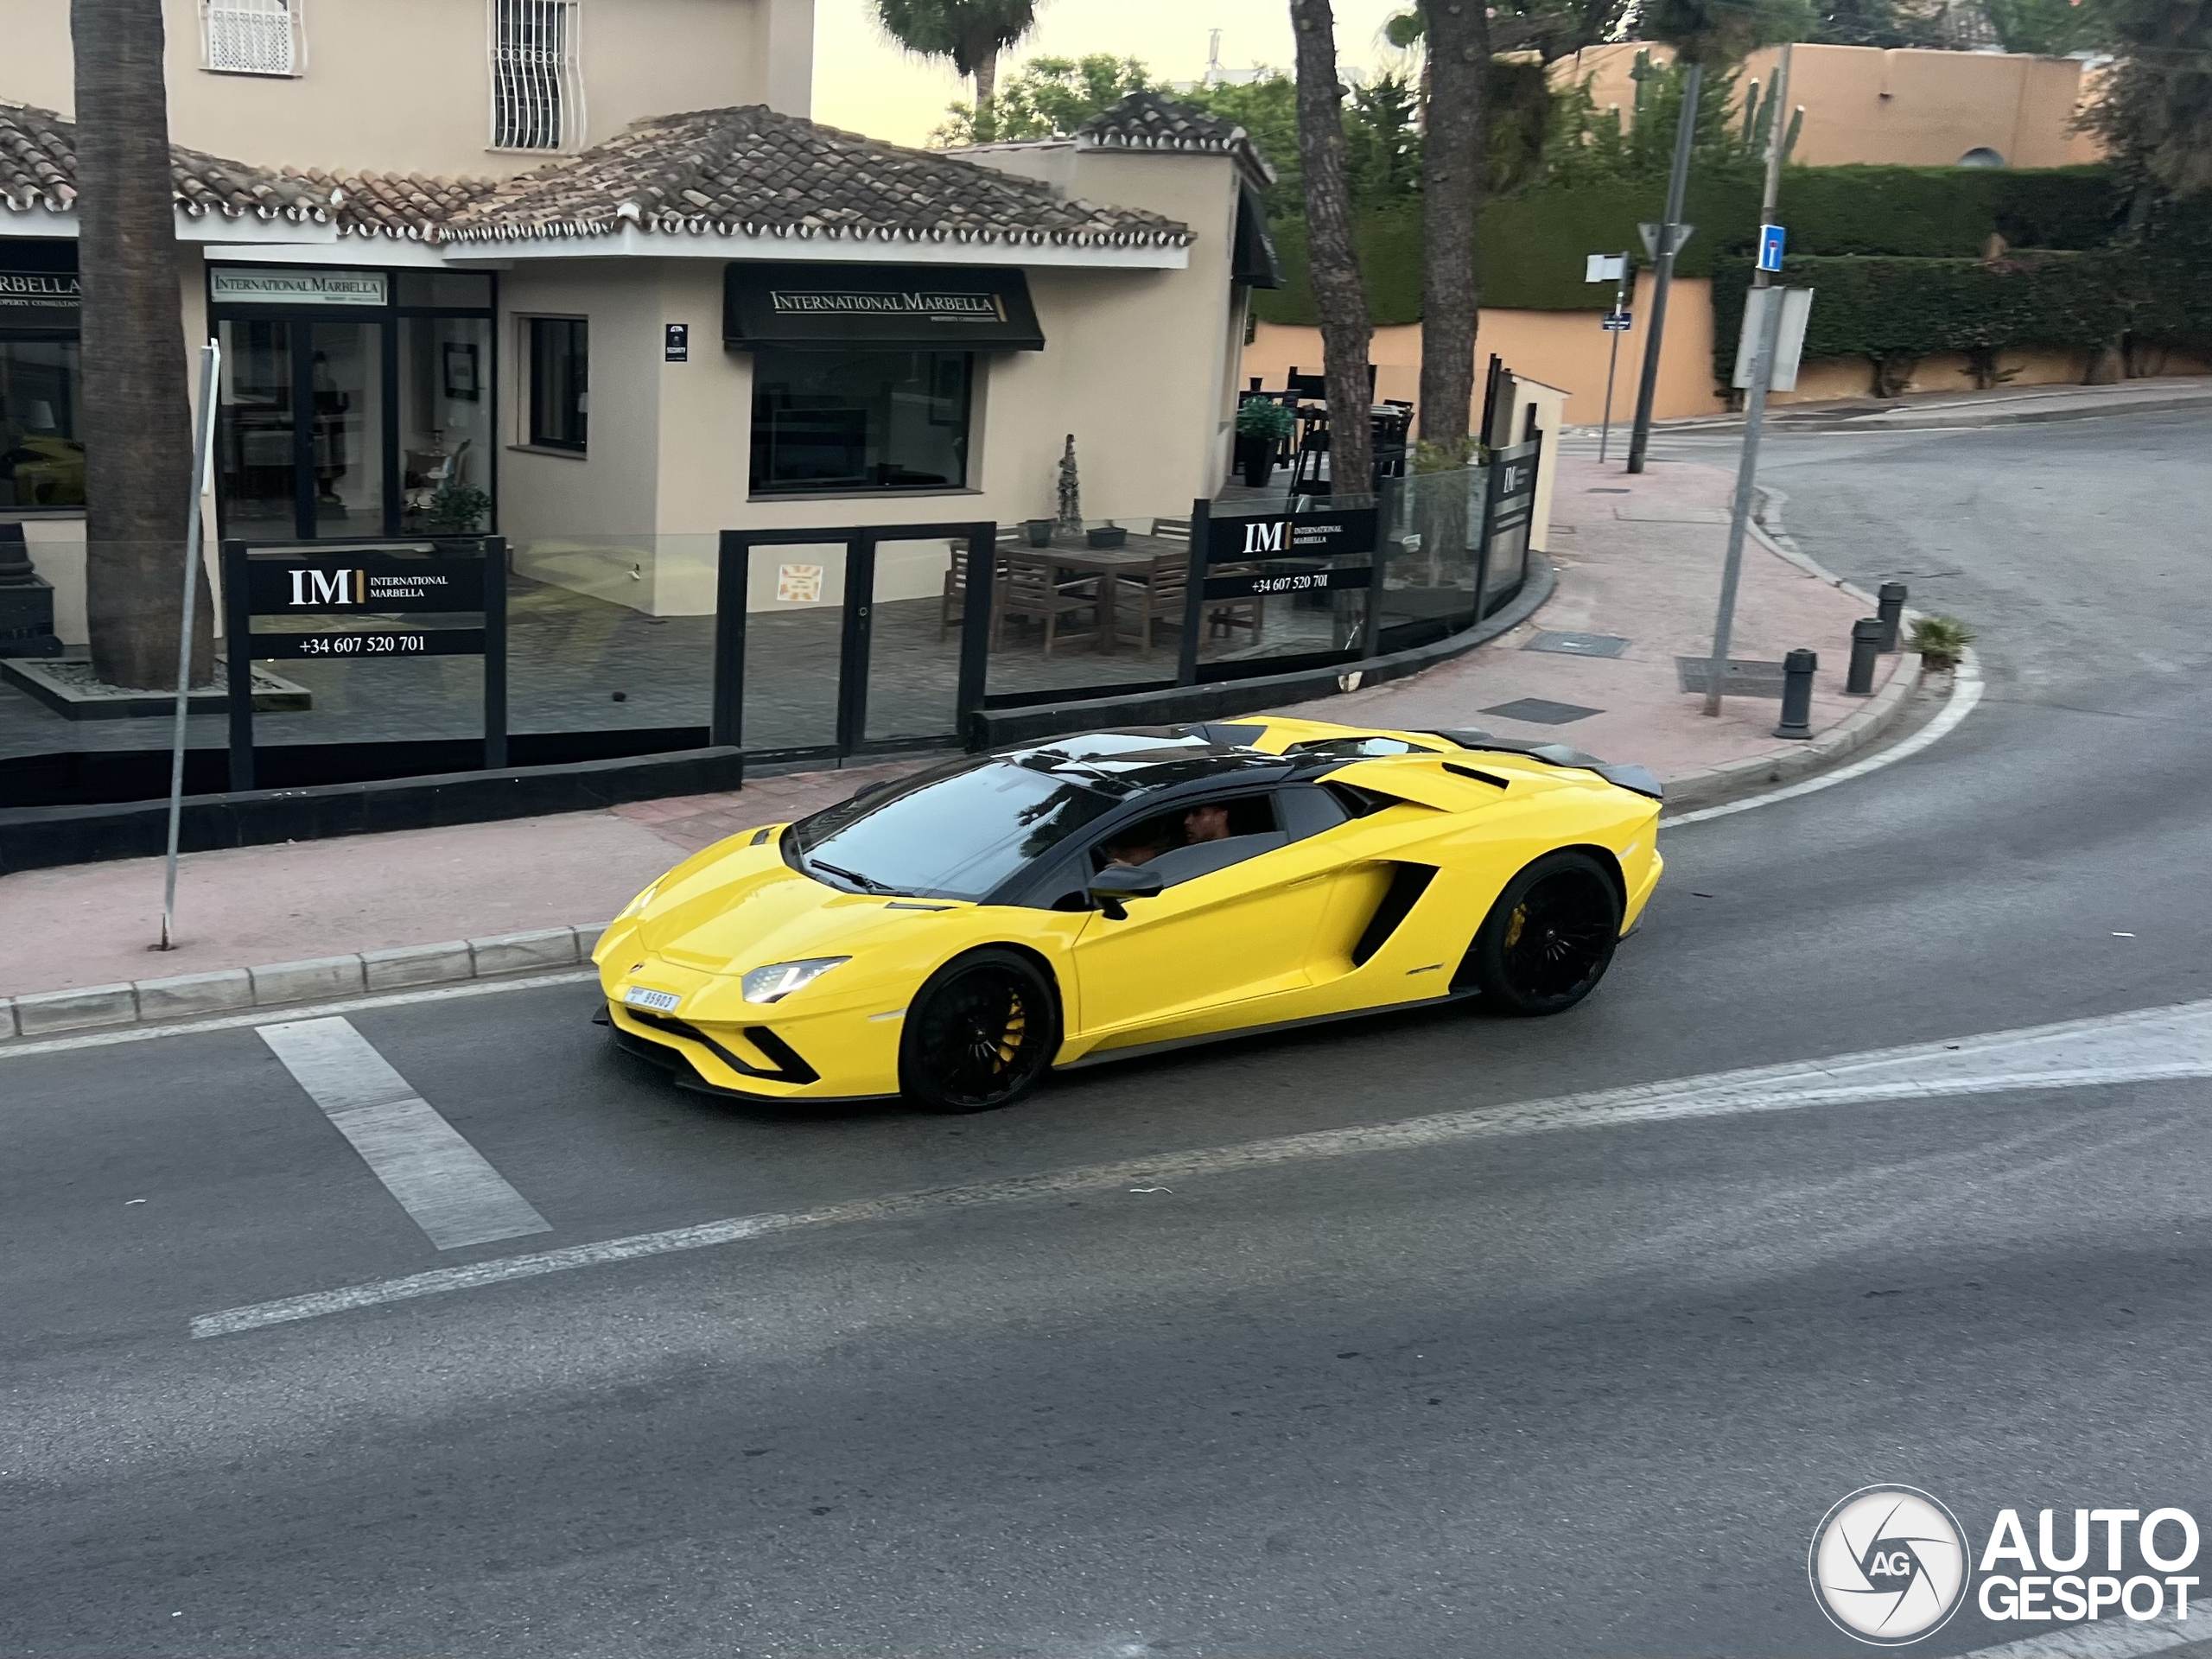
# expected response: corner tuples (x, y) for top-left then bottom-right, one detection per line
(1232, 188), (1284, 290)
(723, 262), (1045, 351)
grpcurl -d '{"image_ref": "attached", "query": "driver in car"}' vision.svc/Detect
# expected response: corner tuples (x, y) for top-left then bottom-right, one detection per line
(1104, 803), (1232, 868)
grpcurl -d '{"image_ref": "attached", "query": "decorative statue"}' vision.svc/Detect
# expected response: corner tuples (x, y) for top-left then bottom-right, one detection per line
(1056, 434), (1082, 535)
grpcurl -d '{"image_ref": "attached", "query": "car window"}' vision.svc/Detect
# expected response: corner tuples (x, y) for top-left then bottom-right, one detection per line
(1086, 793), (1286, 890)
(1282, 735), (1440, 759)
(1277, 782), (1351, 841)
(789, 760), (1119, 899)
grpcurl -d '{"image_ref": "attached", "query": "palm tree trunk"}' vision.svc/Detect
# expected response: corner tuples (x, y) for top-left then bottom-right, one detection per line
(1289, 0), (1374, 499)
(973, 49), (1000, 142)
(1415, 0), (1490, 456)
(72, 0), (207, 690)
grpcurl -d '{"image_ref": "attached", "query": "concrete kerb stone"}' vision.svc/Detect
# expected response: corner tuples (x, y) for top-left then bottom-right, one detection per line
(1663, 650), (1925, 812)
(0, 925), (607, 1043)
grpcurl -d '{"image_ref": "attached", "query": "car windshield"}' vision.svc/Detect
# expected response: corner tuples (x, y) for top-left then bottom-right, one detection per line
(790, 760), (1122, 900)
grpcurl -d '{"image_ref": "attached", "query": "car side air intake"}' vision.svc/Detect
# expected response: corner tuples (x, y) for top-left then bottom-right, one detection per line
(1351, 863), (1440, 967)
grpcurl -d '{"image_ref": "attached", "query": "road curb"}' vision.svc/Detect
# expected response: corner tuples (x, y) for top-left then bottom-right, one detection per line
(1, 925), (608, 1041)
(1662, 650), (1928, 813)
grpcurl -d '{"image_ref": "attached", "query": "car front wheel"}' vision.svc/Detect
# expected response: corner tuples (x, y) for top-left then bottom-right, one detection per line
(1464, 850), (1624, 1015)
(899, 949), (1060, 1112)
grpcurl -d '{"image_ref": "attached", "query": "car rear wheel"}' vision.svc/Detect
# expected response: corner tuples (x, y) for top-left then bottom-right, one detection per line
(1464, 851), (1623, 1015)
(899, 949), (1060, 1113)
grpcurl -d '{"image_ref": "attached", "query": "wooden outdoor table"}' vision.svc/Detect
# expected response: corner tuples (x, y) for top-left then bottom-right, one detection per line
(1020, 535), (1184, 655)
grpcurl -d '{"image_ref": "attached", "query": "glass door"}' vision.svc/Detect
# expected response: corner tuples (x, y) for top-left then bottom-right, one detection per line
(217, 317), (385, 539)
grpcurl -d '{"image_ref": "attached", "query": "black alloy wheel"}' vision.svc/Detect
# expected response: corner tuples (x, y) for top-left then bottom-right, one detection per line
(1465, 850), (1624, 1015)
(899, 949), (1060, 1112)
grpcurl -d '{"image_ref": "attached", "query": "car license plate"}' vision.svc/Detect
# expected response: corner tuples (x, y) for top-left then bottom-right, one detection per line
(625, 986), (681, 1013)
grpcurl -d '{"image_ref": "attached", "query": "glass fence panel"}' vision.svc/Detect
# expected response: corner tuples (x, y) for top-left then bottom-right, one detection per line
(981, 518), (1182, 706)
(505, 532), (715, 745)
(741, 541), (847, 754)
(1192, 504), (1370, 676)
(863, 533), (965, 746)
(1375, 466), (1485, 651)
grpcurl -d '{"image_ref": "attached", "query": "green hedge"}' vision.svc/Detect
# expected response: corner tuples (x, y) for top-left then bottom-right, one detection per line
(1249, 163), (2126, 325)
(1709, 251), (2212, 380)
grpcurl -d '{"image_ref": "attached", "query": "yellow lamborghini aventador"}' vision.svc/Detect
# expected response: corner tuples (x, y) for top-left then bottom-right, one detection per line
(593, 716), (1664, 1111)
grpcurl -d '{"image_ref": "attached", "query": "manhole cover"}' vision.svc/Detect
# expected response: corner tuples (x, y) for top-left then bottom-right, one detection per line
(1586, 487), (1630, 494)
(1481, 697), (1603, 726)
(1675, 657), (1789, 697)
(1524, 631), (1630, 658)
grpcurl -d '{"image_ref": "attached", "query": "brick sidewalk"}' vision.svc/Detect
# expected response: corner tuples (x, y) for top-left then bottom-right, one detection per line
(0, 456), (1902, 997)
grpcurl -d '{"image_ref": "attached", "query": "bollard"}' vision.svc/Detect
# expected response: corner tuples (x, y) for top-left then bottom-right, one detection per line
(1846, 617), (1884, 694)
(1773, 648), (1818, 738)
(1876, 582), (1908, 652)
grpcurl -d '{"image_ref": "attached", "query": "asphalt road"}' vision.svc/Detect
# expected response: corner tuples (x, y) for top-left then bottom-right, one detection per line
(4, 410), (2207, 1657)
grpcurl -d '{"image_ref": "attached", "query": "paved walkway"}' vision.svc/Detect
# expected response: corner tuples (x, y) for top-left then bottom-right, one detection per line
(0, 454), (1904, 995)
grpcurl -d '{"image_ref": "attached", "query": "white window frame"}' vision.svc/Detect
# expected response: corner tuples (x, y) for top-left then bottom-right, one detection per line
(202, 0), (303, 78)
(488, 0), (585, 154)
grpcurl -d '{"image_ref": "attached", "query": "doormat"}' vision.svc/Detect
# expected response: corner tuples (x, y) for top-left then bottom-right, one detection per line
(1675, 657), (1788, 697)
(1481, 697), (1603, 726)
(1523, 631), (1630, 658)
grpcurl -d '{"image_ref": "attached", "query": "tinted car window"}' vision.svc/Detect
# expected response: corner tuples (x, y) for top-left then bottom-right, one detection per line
(1277, 782), (1351, 840)
(790, 761), (1117, 899)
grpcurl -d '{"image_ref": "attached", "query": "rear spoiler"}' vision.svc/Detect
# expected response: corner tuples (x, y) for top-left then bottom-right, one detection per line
(1419, 728), (1663, 804)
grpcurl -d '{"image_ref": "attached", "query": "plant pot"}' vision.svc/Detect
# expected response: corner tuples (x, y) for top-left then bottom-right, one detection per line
(1235, 434), (1274, 488)
(1024, 518), (1054, 547)
(1086, 525), (1127, 549)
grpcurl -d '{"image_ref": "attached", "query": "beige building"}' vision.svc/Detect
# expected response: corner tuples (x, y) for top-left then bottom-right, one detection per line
(1554, 40), (2106, 169)
(3, 60), (1283, 734)
(4, 0), (814, 177)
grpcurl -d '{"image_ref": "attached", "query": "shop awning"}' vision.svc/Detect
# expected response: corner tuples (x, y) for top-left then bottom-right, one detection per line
(723, 263), (1046, 351)
(1233, 188), (1284, 290)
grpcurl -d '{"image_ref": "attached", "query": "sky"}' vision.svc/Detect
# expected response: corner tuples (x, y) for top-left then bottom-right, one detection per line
(810, 0), (1415, 147)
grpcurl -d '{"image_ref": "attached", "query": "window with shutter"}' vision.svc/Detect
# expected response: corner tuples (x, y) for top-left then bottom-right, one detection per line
(204, 0), (299, 76)
(490, 0), (582, 151)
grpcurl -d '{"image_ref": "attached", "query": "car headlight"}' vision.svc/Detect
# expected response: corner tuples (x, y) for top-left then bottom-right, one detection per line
(614, 879), (663, 922)
(741, 957), (850, 1004)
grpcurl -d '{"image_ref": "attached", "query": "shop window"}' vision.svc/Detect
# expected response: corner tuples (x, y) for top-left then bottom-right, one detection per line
(750, 349), (973, 495)
(526, 317), (588, 452)
(401, 316), (494, 529)
(0, 339), (85, 508)
(491, 0), (582, 151)
(204, 0), (301, 77)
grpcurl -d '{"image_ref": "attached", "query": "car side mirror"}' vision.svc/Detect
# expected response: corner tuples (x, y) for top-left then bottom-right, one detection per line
(1087, 864), (1164, 919)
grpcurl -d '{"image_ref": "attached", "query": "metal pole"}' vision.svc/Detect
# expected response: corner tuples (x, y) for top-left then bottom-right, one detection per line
(1598, 248), (1630, 463)
(1625, 60), (1702, 475)
(157, 339), (222, 951)
(1700, 44), (1790, 716)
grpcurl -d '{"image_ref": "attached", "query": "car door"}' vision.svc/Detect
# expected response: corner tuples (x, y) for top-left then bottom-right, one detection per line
(1067, 789), (1346, 1041)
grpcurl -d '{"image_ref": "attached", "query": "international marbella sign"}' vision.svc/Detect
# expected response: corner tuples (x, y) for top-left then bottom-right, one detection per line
(0, 270), (80, 313)
(209, 267), (390, 307)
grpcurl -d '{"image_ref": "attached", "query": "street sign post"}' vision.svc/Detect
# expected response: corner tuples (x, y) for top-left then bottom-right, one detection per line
(1592, 250), (1634, 461)
(1626, 59), (1706, 474)
(1703, 43), (1796, 716)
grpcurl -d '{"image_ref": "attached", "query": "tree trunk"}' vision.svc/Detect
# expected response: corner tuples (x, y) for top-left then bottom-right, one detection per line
(973, 50), (999, 142)
(1416, 0), (1490, 459)
(73, 0), (207, 690)
(1288, 0), (1373, 499)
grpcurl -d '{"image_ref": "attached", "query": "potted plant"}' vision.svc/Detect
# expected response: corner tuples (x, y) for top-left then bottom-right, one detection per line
(1235, 397), (1294, 487)
(428, 482), (493, 534)
(1024, 518), (1055, 547)
(1905, 613), (1976, 671)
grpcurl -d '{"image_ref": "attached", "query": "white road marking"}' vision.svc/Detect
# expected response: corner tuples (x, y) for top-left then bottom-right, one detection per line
(1661, 651), (1985, 829)
(257, 1017), (551, 1251)
(0, 969), (597, 1065)
(1955, 1610), (2201, 1659)
(192, 999), (2209, 1338)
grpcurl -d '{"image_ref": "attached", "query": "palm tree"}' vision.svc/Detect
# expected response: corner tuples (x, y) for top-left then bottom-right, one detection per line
(874, 0), (1041, 143)
(1412, 0), (1491, 465)
(1289, 0), (1374, 498)
(71, 0), (206, 690)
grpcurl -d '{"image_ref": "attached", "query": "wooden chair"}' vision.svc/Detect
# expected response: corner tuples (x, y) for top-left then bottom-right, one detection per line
(939, 536), (1012, 640)
(995, 553), (1098, 656)
(1115, 552), (1262, 656)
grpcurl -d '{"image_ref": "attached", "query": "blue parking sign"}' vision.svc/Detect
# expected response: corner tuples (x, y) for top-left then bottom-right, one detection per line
(1758, 224), (1787, 272)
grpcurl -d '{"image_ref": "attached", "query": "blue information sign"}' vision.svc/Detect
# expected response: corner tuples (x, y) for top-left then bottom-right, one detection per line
(1601, 309), (1633, 333)
(1758, 224), (1787, 272)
